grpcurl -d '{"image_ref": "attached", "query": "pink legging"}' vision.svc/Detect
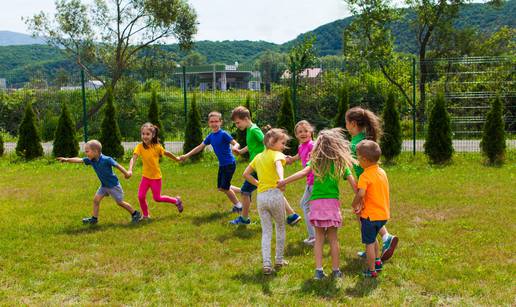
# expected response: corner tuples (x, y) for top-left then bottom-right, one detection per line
(138, 177), (177, 217)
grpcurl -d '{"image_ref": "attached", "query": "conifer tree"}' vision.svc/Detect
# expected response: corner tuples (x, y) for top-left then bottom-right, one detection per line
(276, 89), (297, 155)
(16, 102), (43, 159)
(480, 96), (506, 164)
(424, 94), (453, 164)
(380, 91), (402, 162)
(53, 102), (79, 157)
(183, 94), (203, 161)
(99, 89), (124, 159)
(148, 89), (165, 144)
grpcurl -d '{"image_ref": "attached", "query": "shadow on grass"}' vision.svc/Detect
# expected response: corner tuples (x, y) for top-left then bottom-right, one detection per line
(232, 269), (275, 296)
(191, 211), (231, 226)
(61, 215), (175, 235)
(300, 277), (339, 299)
(216, 225), (260, 243)
(341, 257), (378, 297)
(284, 241), (312, 257)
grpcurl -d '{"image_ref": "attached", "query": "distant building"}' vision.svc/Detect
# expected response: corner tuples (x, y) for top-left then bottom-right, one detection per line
(60, 80), (104, 91)
(281, 67), (323, 80)
(0, 78), (6, 90)
(177, 63), (261, 91)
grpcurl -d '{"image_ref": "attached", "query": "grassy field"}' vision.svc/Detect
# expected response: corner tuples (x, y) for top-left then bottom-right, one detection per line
(0, 152), (514, 305)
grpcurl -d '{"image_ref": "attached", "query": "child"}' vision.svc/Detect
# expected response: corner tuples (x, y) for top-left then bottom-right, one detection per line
(278, 128), (357, 280)
(229, 106), (300, 226)
(128, 123), (183, 219)
(57, 140), (141, 224)
(286, 120), (316, 245)
(346, 107), (398, 261)
(180, 111), (243, 212)
(243, 129), (290, 275)
(351, 140), (391, 278)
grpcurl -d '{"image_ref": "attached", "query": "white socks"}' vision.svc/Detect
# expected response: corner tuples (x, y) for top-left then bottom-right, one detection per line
(235, 202), (242, 208)
(382, 233), (390, 242)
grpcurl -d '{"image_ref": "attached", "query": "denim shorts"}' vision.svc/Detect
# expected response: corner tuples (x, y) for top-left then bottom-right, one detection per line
(360, 217), (387, 244)
(96, 184), (124, 203)
(241, 171), (258, 196)
(218, 162), (236, 190)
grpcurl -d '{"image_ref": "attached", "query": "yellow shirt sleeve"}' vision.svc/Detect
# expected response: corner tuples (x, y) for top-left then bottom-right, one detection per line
(133, 143), (142, 156)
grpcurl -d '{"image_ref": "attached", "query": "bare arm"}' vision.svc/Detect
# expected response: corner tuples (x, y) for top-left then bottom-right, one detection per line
(275, 160), (284, 180)
(115, 163), (131, 179)
(351, 188), (366, 214)
(128, 154), (138, 175)
(243, 165), (259, 187)
(346, 175), (358, 194)
(286, 153), (300, 165)
(277, 166), (311, 188)
(164, 151), (180, 162)
(181, 143), (206, 161)
(233, 145), (248, 156)
(57, 157), (83, 163)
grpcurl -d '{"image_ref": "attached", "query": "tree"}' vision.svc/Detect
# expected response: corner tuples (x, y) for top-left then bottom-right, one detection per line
(424, 94), (453, 164)
(0, 133), (4, 156)
(183, 95), (203, 161)
(480, 96), (506, 164)
(16, 102), (43, 160)
(276, 89), (298, 155)
(180, 51), (207, 67)
(255, 51), (288, 93)
(148, 89), (165, 144)
(53, 102), (79, 157)
(380, 91), (402, 162)
(26, 0), (198, 129)
(99, 89), (124, 159)
(333, 85), (350, 129)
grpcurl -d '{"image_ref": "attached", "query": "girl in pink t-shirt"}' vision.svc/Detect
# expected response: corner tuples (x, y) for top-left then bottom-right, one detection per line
(286, 120), (316, 245)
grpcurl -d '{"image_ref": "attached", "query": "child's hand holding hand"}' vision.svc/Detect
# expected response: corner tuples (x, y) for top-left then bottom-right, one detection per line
(126, 171), (132, 179)
(352, 201), (363, 215)
(232, 148), (240, 156)
(285, 156), (293, 165)
(178, 155), (186, 162)
(276, 179), (286, 189)
(57, 157), (66, 162)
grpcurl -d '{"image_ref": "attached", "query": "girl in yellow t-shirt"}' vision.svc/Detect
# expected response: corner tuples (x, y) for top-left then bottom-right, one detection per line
(128, 123), (182, 219)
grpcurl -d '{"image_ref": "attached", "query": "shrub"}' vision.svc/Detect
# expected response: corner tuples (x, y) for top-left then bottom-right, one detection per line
(333, 85), (349, 129)
(424, 94), (453, 164)
(16, 102), (43, 159)
(0, 133), (3, 156)
(276, 89), (298, 155)
(52, 102), (79, 157)
(99, 89), (124, 159)
(381, 92), (402, 162)
(148, 89), (165, 144)
(183, 94), (203, 161)
(480, 96), (506, 164)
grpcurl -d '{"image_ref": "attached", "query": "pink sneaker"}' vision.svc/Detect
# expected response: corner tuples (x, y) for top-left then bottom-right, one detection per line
(175, 196), (183, 213)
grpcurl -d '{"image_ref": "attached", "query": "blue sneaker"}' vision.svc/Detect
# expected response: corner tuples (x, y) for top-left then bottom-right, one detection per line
(381, 235), (399, 261)
(231, 205), (243, 213)
(375, 260), (383, 271)
(357, 251), (367, 258)
(229, 216), (250, 225)
(332, 269), (343, 279)
(314, 269), (326, 280)
(286, 213), (302, 226)
(131, 211), (142, 223)
(362, 269), (378, 278)
(82, 216), (98, 224)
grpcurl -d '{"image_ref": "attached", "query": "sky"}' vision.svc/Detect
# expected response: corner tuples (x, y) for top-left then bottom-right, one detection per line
(0, 0), (351, 44)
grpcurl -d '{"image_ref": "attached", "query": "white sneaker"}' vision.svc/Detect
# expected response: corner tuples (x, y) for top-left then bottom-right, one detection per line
(303, 237), (315, 245)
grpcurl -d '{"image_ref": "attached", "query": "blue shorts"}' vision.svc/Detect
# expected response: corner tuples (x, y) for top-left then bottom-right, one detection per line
(241, 171), (258, 196)
(361, 217), (387, 244)
(218, 162), (236, 190)
(96, 184), (124, 203)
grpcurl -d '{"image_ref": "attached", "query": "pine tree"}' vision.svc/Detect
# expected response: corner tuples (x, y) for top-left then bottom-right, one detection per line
(480, 96), (506, 164)
(16, 102), (43, 160)
(52, 102), (79, 157)
(0, 133), (4, 156)
(334, 85), (349, 129)
(380, 91), (402, 162)
(148, 89), (165, 145)
(183, 94), (203, 161)
(99, 89), (124, 159)
(276, 89), (297, 155)
(424, 94), (453, 164)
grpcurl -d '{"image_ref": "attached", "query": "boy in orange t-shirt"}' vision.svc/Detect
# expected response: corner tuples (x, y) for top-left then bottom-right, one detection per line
(351, 140), (391, 278)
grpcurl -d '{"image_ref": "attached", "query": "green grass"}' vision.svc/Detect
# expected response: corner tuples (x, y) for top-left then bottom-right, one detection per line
(0, 153), (514, 305)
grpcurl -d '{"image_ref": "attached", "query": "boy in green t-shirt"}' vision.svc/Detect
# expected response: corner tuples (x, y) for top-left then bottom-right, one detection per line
(229, 106), (301, 226)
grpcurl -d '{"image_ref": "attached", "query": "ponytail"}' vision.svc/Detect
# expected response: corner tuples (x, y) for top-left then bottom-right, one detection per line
(345, 107), (383, 142)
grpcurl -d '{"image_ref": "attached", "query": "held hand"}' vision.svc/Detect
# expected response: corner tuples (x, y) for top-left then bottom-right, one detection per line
(178, 155), (186, 162)
(352, 202), (363, 215)
(57, 157), (67, 162)
(124, 172), (131, 179)
(276, 179), (286, 189)
(232, 148), (240, 156)
(285, 156), (293, 165)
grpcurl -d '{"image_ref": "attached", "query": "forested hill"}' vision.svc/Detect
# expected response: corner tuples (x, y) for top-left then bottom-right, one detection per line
(0, 0), (513, 82)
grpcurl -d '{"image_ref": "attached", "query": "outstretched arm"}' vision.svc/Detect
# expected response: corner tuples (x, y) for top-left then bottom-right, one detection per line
(164, 150), (180, 162)
(233, 145), (248, 156)
(243, 165), (259, 187)
(346, 174), (358, 194)
(57, 157), (83, 163)
(128, 154), (139, 176)
(115, 164), (131, 179)
(180, 143), (206, 161)
(286, 153), (300, 165)
(277, 166), (311, 188)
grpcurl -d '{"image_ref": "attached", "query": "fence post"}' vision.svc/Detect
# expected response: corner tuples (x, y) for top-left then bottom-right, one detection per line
(80, 69), (88, 143)
(291, 62), (297, 122)
(182, 66), (188, 125)
(412, 57), (416, 156)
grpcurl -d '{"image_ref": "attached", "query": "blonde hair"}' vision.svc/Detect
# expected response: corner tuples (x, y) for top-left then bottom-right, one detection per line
(264, 128), (290, 149)
(85, 139), (102, 153)
(345, 107), (382, 141)
(231, 106), (251, 120)
(357, 140), (382, 163)
(294, 120), (314, 137)
(208, 111), (222, 120)
(310, 128), (356, 179)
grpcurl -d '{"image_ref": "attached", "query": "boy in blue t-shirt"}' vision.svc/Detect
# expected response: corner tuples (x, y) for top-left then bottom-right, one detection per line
(57, 140), (141, 224)
(180, 111), (243, 212)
